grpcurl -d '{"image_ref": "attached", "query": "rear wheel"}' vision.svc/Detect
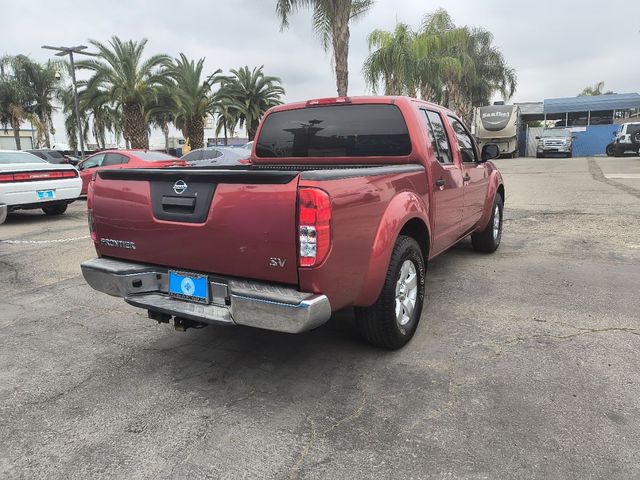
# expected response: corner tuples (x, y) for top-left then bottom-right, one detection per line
(355, 235), (426, 349)
(471, 193), (503, 253)
(42, 204), (68, 216)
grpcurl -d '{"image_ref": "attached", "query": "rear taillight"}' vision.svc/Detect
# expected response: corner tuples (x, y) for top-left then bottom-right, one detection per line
(0, 170), (78, 182)
(298, 188), (331, 267)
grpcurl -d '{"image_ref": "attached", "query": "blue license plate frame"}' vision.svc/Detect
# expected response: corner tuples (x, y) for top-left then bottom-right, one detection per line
(168, 270), (209, 304)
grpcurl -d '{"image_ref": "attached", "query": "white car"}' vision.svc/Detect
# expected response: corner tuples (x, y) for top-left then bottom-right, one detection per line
(0, 150), (82, 224)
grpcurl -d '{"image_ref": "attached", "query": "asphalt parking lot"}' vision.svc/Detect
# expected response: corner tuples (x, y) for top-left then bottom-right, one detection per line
(1, 156), (640, 479)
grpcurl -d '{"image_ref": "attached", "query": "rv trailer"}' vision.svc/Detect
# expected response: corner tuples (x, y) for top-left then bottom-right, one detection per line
(473, 104), (520, 158)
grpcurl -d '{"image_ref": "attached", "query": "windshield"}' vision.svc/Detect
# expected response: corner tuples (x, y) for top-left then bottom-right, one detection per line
(543, 129), (569, 137)
(256, 104), (411, 158)
(0, 151), (47, 164)
(134, 151), (180, 162)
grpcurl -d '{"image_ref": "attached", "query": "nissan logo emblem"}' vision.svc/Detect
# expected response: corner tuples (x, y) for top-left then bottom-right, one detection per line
(173, 180), (187, 195)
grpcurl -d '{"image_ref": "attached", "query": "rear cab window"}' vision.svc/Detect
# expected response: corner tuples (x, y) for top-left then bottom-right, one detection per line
(422, 110), (453, 164)
(256, 104), (411, 158)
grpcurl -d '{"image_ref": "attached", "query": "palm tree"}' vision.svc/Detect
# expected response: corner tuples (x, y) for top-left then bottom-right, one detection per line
(579, 81), (614, 96)
(210, 96), (238, 146)
(276, 0), (374, 96)
(363, 23), (418, 96)
(165, 54), (216, 150)
(57, 81), (89, 152)
(78, 36), (170, 149)
(147, 87), (177, 152)
(10, 55), (62, 148)
(215, 66), (285, 140)
(363, 9), (517, 124)
(0, 56), (38, 150)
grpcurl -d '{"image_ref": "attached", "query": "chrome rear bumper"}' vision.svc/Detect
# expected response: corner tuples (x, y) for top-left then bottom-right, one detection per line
(80, 257), (331, 334)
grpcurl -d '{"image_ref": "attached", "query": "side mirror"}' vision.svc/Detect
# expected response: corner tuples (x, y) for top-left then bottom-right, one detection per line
(535, 136), (540, 140)
(481, 144), (500, 162)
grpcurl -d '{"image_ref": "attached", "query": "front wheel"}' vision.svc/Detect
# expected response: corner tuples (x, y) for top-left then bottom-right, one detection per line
(471, 193), (503, 253)
(355, 235), (426, 349)
(42, 204), (68, 216)
(606, 143), (615, 157)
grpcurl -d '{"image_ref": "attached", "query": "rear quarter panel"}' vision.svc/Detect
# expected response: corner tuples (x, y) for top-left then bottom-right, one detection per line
(298, 167), (429, 310)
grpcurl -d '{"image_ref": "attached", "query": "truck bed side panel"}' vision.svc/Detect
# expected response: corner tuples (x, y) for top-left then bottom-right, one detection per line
(298, 166), (429, 311)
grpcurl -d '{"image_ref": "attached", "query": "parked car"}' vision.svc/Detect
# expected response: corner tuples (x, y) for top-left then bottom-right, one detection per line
(0, 150), (81, 224)
(77, 150), (186, 195)
(181, 146), (251, 166)
(65, 155), (82, 166)
(611, 122), (640, 157)
(81, 96), (504, 349)
(27, 149), (73, 165)
(241, 140), (254, 151)
(536, 128), (574, 158)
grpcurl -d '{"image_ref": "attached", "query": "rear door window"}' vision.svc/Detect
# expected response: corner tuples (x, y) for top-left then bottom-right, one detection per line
(448, 116), (478, 163)
(423, 110), (453, 164)
(256, 104), (411, 157)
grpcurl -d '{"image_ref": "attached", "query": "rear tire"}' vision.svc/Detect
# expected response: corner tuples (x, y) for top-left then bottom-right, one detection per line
(355, 235), (426, 349)
(471, 193), (503, 253)
(42, 204), (68, 216)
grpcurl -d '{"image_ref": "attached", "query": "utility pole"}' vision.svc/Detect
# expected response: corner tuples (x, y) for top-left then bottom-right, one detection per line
(42, 45), (97, 159)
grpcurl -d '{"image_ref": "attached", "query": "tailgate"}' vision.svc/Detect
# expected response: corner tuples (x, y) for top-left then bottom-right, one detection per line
(92, 168), (300, 285)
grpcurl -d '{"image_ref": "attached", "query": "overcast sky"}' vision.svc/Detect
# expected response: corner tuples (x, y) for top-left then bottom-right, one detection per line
(4, 0), (640, 145)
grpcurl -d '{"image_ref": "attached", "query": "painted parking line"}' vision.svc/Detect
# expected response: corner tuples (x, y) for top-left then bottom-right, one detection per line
(604, 174), (640, 179)
(0, 235), (90, 245)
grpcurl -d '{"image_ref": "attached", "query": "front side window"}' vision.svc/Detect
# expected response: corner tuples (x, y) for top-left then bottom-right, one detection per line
(423, 110), (452, 164)
(256, 104), (411, 158)
(448, 116), (478, 163)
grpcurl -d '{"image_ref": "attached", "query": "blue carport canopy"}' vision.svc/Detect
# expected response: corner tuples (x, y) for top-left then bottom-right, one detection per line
(544, 93), (640, 114)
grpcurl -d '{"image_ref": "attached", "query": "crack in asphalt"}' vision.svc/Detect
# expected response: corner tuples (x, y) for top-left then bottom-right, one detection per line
(588, 158), (640, 199)
(289, 394), (367, 480)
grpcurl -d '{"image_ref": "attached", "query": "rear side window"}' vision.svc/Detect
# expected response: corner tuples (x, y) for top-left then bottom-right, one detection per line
(423, 111), (452, 164)
(256, 104), (411, 157)
(134, 152), (179, 162)
(49, 151), (64, 159)
(628, 125), (640, 135)
(103, 153), (127, 166)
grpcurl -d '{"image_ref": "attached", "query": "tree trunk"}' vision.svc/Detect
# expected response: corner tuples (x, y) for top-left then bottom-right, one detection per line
(123, 102), (148, 149)
(188, 117), (205, 150)
(162, 123), (169, 153)
(332, 9), (350, 97)
(223, 121), (228, 146)
(420, 85), (434, 102)
(12, 124), (22, 150)
(42, 116), (51, 148)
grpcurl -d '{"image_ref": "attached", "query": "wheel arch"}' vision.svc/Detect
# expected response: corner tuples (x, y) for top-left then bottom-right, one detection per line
(355, 192), (430, 307)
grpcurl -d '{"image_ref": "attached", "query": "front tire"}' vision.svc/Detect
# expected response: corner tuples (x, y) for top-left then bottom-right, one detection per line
(42, 203), (68, 216)
(471, 193), (503, 253)
(355, 235), (426, 349)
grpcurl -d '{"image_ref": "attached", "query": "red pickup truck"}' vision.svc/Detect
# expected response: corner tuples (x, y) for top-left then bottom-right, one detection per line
(81, 96), (504, 349)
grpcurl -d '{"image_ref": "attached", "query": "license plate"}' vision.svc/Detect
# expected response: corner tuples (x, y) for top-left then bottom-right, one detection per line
(37, 190), (55, 200)
(168, 271), (209, 304)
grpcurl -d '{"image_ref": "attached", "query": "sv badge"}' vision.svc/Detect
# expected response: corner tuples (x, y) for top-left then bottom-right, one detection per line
(269, 257), (287, 268)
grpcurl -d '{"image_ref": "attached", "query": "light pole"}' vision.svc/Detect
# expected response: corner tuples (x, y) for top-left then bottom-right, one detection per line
(42, 45), (97, 159)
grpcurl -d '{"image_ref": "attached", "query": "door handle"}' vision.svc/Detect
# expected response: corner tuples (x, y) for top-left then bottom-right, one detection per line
(462, 174), (471, 182)
(435, 179), (445, 187)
